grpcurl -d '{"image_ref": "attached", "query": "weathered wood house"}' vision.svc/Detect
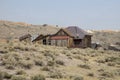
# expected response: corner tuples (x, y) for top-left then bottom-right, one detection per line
(32, 34), (51, 45)
(33, 26), (92, 48)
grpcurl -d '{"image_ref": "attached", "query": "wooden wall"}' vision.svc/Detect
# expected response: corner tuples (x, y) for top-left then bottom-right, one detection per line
(51, 39), (68, 47)
(82, 36), (91, 48)
(50, 29), (72, 47)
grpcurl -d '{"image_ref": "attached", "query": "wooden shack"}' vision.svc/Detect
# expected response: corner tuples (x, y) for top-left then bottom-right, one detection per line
(50, 29), (73, 47)
(32, 34), (51, 45)
(50, 26), (92, 48)
(33, 26), (92, 48)
(65, 26), (92, 48)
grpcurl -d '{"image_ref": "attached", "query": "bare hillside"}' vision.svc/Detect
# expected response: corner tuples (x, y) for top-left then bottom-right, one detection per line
(92, 31), (120, 45)
(0, 20), (59, 39)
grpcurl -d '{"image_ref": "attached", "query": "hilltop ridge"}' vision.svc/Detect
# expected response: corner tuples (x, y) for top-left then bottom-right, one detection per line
(0, 20), (59, 39)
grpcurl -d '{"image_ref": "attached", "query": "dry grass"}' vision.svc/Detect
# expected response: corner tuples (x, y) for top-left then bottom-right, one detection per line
(0, 41), (120, 80)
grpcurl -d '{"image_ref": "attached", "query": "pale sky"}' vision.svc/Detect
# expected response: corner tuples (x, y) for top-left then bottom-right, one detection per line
(0, 0), (120, 30)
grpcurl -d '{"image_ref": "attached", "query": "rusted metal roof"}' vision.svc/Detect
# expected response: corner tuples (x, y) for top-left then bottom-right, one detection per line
(65, 26), (91, 39)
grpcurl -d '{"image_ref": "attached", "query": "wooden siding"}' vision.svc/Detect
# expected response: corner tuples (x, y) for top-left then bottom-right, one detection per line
(81, 36), (92, 48)
(51, 36), (69, 40)
(51, 39), (68, 47)
(50, 29), (71, 47)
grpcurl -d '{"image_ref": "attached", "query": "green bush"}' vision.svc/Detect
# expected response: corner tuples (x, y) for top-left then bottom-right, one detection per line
(31, 74), (45, 80)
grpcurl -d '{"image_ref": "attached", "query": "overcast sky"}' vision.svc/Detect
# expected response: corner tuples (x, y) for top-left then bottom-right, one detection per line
(0, 0), (120, 30)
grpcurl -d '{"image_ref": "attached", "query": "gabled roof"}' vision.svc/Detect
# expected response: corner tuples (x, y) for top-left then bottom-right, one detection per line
(52, 28), (73, 37)
(32, 34), (51, 42)
(65, 26), (91, 39)
(31, 34), (40, 42)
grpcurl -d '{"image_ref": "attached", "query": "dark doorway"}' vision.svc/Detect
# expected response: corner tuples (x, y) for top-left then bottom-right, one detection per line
(74, 39), (82, 46)
(43, 39), (46, 45)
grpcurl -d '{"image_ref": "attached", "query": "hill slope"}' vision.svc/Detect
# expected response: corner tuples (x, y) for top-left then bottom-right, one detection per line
(0, 42), (120, 80)
(0, 20), (59, 39)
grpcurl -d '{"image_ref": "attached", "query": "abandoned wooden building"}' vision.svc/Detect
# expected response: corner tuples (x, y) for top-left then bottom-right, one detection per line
(32, 34), (51, 45)
(19, 34), (31, 42)
(33, 26), (92, 48)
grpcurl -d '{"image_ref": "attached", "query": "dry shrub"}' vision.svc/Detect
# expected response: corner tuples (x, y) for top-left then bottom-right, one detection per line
(2, 52), (22, 69)
(0, 50), (8, 54)
(14, 46), (36, 51)
(4, 72), (12, 79)
(0, 71), (12, 80)
(44, 52), (54, 59)
(105, 57), (117, 62)
(5, 64), (15, 70)
(34, 59), (44, 66)
(98, 69), (104, 72)
(49, 71), (63, 79)
(16, 70), (26, 75)
(107, 62), (116, 66)
(100, 72), (114, 78)
(96, 59), (105, 63)
(73, 55), (82, 59)
(78, 64), (91, 69)
(47, 61), (55, 66)
(97, 56), (120, 64)
(41, 66), (51, 71)
(2, 52), (21, 66)
(11, 75), (26, 80)
(0, 71), (4, 80)
(71, 49), (79, 54)
(20, 60), (34, 69)
(31, 74), (45, 80)
(87, 73), (94, 77)
(70, 75), (84, 80)
(113, 69), (120, 76)
(55, 60), (64, 66)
